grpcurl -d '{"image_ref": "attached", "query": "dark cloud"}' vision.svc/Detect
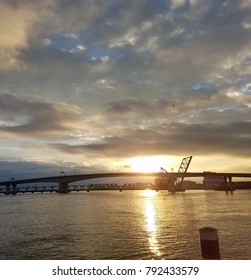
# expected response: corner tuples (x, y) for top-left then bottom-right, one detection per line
(198, 0), (251, 27)
(0, 160), (107, 181)
(0, 93), (81, 137)
(46, 121), (251, 158)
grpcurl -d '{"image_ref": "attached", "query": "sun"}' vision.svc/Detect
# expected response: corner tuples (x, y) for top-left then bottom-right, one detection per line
(127, 156), (176, 172)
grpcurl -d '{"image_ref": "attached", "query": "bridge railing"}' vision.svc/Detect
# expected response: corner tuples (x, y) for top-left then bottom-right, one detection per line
(0, 183), (158, 194)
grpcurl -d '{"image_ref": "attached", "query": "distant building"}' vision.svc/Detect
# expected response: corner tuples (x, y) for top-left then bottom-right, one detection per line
(203, 172), (224, 188)
(233, 181), (251, 190)
(182, 180), (197, 189)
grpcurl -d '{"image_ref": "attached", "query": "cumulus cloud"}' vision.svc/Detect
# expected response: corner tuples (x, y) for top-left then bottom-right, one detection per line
(0, 0), (55, 70)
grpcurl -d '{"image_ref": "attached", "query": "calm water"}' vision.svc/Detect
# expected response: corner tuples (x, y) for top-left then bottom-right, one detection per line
(0, 190), (251, 260)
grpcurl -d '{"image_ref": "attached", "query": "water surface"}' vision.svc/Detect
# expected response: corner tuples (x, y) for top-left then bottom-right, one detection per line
(0, 190), (250, 259)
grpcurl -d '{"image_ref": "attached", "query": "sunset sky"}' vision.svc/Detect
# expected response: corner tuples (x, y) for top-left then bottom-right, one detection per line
(0, 0), (251, 180)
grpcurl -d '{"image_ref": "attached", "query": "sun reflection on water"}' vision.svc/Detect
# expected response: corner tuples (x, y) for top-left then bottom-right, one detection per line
(143, 189), (156, 198)
(144, 200), (162, 258)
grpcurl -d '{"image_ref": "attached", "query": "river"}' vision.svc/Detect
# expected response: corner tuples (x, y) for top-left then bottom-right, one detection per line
(0, 190), (250, 259)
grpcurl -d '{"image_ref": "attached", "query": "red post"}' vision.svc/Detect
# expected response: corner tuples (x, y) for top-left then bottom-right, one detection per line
(199, 227), (220, 259)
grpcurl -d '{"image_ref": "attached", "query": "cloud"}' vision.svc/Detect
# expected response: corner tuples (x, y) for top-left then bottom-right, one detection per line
(0, 0), (251, 176)
(0, 93), (81, 137)
(0, 160), (106, 180)
(44, 120), (251, 159)
(1, 90), (250, 166)
(2, 0), (250, 106)
(0, 2), (36, 70)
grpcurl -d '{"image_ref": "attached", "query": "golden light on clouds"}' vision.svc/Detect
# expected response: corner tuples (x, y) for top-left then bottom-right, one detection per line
(127, 156), (177, 172)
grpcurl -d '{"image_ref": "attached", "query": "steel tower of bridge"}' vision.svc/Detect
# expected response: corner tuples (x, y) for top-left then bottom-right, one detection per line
(155, 156), (193, 193)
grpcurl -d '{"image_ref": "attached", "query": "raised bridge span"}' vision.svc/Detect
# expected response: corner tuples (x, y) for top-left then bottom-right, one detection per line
(1, 171), (251, 194)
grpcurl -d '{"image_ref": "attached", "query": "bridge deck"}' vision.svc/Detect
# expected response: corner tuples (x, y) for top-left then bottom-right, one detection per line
(1, 172), (251, 186)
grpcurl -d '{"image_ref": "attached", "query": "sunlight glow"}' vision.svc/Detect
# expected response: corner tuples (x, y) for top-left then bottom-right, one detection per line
(128, 156), (176, 172)
(143, 189), (156, 198)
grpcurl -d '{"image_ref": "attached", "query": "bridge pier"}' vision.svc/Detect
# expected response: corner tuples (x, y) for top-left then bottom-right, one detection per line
(223, 176), (235, 193)
(12, 183), (17, 194)
(5, 184), (11, 194)
(59, 182), (69, 193)
(168, 180), (177, 194)
(4, 183), (17, 194)
(226, 176), (235, 193)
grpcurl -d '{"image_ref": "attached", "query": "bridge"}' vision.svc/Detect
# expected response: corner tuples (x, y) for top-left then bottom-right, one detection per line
(1, 171), (251, 194)
(1, 156), (251, 194)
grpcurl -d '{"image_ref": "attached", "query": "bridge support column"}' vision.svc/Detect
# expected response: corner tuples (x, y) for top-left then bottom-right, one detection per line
(227, 176), (234, 193)
(223, 176), (228, 190)
(168, 178), (177, 193)
(59, 182), (69, 193)
(223, 176), (235, 193)
(11, 183), (17, 194)
(167, 176), (179, 194)
(5, 184), (11, 195)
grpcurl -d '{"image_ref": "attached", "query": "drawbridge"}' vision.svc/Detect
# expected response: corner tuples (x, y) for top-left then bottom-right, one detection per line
(155, 156), (193, 193)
